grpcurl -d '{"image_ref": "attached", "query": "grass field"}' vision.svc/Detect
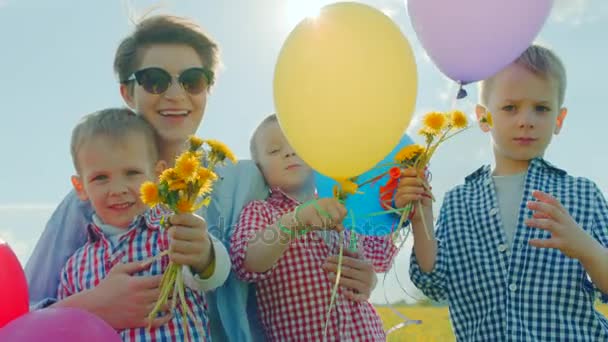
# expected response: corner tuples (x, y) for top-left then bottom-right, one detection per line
(376, 303), (608, 341)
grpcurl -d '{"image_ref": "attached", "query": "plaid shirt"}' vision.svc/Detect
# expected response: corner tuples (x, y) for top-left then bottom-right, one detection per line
(410, 158), (608, 341)
(230, 189), (398, 341)
(58, 206), (210, 342)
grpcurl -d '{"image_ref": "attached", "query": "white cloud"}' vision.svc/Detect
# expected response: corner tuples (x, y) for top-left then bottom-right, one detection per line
(0, 206), (56, 266)
(0, 229), (31, 266)
(550, 0), (607, 26)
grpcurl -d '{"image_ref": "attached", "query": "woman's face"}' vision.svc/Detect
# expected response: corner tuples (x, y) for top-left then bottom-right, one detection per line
(120, 43), (208, 147)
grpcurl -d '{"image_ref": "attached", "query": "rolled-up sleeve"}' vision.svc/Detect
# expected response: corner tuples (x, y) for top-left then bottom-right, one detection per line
(230, 201), (277, 282)
(409, 193), (451, 302)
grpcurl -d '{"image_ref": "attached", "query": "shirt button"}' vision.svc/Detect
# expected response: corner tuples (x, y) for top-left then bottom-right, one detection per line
(498, 244), (507, 252)
(489, 208), (499, 216)
(509, 284), (517, 292)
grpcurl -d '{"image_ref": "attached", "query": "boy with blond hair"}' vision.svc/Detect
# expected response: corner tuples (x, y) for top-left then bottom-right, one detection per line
(230, 114), (398, 341)
(399, 45), (608, 340)
(60, 108), (230, 341)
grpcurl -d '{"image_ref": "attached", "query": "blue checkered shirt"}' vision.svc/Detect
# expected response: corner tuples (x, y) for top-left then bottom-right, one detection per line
(410, 158), (608, 341)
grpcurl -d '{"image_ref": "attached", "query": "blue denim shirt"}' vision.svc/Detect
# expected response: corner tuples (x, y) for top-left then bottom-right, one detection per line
(25, 160), (269, 342)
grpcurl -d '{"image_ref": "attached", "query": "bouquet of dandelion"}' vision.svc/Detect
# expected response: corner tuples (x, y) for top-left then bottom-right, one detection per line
(139, 135), (236, 336)
(389, 110), (493, 239)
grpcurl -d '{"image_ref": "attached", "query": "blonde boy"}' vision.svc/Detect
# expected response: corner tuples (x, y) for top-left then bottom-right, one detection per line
(399, 45), (608, 340)
(230, 115), (398, 341)
(59, 108), (229, 341)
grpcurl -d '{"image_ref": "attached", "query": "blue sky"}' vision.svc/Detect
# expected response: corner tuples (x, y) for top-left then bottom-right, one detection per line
(1, 0), (607, 304)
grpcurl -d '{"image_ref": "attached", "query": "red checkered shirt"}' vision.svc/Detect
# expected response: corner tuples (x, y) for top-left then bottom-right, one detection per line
(57, 206), (210, 342)
(230, 190), (398, 341)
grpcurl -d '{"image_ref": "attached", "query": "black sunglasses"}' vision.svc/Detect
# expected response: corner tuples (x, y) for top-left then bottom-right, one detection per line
(124, 67), (214, 95)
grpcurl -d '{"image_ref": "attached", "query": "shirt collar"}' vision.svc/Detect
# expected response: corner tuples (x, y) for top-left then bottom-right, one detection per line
(86, 207), (164, 242)
(465, 157), (566, 184)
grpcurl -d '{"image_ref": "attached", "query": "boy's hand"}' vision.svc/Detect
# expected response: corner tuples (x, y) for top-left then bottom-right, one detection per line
(394, 168), (432, 221)
(73, 261), (172, 329)
(295, 198), (346, 232)
(526, 190), (597, 260)
(167, 213), (213, 274)
(322, 249), (377, 302)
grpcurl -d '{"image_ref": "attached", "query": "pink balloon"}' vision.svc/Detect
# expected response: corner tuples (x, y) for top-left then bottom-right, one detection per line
(408, 0), (553, 84)
(0, 239), (29, 328)
(0, 308), (122, 342)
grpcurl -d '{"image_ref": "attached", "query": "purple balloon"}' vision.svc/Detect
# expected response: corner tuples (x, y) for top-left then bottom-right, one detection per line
(0, 308), (121, 342)
(408, 0), (553, 83)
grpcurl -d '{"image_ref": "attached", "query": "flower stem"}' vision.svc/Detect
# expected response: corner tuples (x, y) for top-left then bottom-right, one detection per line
(417, 200), (432, 240)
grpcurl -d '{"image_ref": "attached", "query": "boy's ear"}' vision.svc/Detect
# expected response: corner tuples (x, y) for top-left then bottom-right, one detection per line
(475, 105), (491, 133)
(120, 83), (136, 109)
(554, 107), (568, 135)
(71, 175), (89, 201)
(155, 160), (168, 178)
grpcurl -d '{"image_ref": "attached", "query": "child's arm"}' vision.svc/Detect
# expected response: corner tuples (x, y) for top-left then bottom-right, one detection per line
(182, 235), (231, 292)
(165, 213), (214, 275)
(396, 168), (451, 302)
(166, 212), (233, 291)
(322, 249), (378, 302)
(395, 168), (437, 272)
(231, 198), (346, 277)
(526, 189), (608, 297)
(230, 201), (289, 281)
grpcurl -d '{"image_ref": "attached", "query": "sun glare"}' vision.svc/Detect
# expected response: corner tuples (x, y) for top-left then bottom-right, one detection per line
(283, 0), (336, 31)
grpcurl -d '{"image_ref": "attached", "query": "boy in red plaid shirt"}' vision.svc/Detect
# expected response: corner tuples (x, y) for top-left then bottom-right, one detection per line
(230, 114), (398, 341)
(58, 108), (230, 341)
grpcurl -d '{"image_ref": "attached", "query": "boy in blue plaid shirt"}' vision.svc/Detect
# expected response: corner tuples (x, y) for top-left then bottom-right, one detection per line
(398, 45), (608, 340)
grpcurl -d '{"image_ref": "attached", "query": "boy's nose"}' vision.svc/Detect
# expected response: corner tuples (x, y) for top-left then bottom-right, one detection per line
(518, 110), (536, 128)
(108, 182), (129, 195)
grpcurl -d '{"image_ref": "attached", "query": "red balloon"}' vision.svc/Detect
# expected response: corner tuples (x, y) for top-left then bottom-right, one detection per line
(0, 239), (29, 327)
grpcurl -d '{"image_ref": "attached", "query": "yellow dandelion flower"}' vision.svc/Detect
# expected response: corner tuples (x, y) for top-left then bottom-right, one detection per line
(197, 179), (213, 196)
(168, 178), (188, 191)
(481, 112), (493, 128)
(206, 139), (237, 163)
(423, 111), (448, 133)
(449, 110), (468, 129)
(337, 179), (358, 196)
(193, 150), (204, 160)
(332, 185), (341, 199)
(418, 127), (435, 137)
(394, 144), (425, 164)
(174, 153), (200, 180)
(159, 169), (177, 184)
(176, 198), (194, 213)
(197, 167), (218, 182)
(140, 181), (160, 206)
(188, 135), (204, 151)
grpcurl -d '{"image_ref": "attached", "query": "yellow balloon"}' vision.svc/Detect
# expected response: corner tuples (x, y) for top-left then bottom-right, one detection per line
(274, 2), (417, 179)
